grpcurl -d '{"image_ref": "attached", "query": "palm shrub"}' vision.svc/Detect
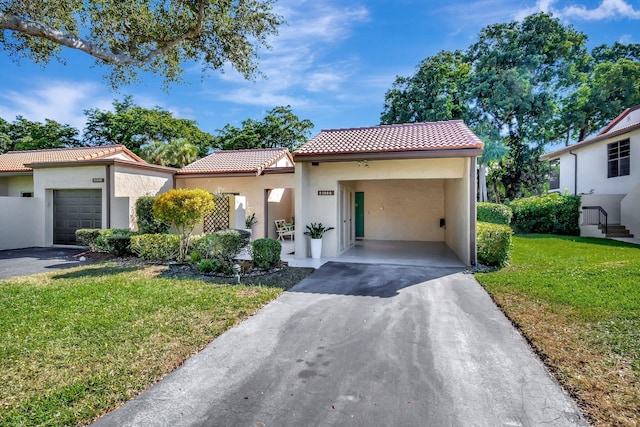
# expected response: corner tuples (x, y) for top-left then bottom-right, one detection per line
(135, 196), (170, 234)
(477, 202), (512, 225)
(251, 238), (281, 270)
(477, 222), (512, 266)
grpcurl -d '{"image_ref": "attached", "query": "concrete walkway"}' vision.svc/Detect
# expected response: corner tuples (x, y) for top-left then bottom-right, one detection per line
(93, 262), (586, 427)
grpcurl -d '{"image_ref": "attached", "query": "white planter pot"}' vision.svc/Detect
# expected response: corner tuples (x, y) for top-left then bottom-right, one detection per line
(310, 238), (322, 259)
(244, 228), (253, 242)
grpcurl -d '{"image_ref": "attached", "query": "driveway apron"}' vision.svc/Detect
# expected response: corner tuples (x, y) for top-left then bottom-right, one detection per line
(93, 262), (586, 427)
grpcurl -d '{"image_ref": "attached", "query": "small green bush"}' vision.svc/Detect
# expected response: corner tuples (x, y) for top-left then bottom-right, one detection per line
(251, 238), (281, 270)
(190, 229), (250, 261)
(197, 258), (223, 273)
(94, 229), (134, 256)
(509, 193), (580, 235)
(75, 229), (101, 251)
(130, 234), (180, 261)
(477, 222), (513, 267)
(135, 196), (170, 234)
(477, 202), (512, 225)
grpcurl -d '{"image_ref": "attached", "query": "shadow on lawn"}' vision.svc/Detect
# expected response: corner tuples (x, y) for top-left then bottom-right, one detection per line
(52, 265), (139, 279)
(517, 234), (640, 249)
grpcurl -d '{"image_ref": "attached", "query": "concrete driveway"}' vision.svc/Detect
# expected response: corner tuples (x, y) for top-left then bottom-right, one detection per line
(0, 247), (84, 280)
(94, 262), (586, 427)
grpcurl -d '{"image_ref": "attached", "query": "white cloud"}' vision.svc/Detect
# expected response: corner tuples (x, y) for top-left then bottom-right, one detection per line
(208, 1), (369, 108)
(515, 0), (640, 21)
(0, 80), (111, 131)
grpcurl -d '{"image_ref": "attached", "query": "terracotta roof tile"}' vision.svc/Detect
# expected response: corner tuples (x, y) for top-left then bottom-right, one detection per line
(294, 121), (483, 156)
(178, 148), (293, 175)
(0, 145), (143, 172)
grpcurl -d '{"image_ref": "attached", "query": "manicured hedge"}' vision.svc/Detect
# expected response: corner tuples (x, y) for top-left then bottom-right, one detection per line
(477, 222), (513, 267)
(251, 238), (281, 270)
(509, 193), (580, 235)
(135, 196), (170, 234)
(130, 234), (180, 261)
(477, 202), (512, 225)
(76, 228), (134, 256)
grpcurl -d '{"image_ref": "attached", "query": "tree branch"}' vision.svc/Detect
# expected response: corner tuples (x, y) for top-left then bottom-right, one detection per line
(0, 12), (144, 65)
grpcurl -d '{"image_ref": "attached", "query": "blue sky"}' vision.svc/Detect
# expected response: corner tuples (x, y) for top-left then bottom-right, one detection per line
(1, 0), (639, 139)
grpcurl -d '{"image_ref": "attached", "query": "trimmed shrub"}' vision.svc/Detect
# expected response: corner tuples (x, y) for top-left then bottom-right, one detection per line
(477, 222), (513, 267)
(95, 229), (134, 256)
(509, 193), (580, 235)
(130, 234), (180, 261)
(135, 196), (170, 234)
(190, 229), (251, 261)
(75, 229), (101, 251)
(477, 202), (512, 225)
(197, 258), (223, 273)
(251, 238), (281, 270)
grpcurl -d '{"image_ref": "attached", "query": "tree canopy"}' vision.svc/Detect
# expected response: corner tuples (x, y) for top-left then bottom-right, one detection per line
(0, 0), (282, 87)
(216, 105), (314, 151)
(0, 116), (80, 154)
(83, 97), (216, 159)
(381, 13), (640, 201)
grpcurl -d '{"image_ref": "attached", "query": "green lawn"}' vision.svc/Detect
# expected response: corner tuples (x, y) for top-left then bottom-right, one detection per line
(475, 235), (640, 426)
(0, 264), (303, 426)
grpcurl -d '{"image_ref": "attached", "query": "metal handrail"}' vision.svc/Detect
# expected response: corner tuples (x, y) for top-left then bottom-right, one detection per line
(582, 206), (608, 234)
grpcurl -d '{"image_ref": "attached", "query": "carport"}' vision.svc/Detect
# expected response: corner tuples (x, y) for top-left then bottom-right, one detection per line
(292, 121), (483, 266)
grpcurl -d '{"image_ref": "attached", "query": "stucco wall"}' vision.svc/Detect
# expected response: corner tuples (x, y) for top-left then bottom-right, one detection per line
(580, 194), (625, 224)
(621, 183), (640, 237)
(176, 173), (295, 240)
(0, 197), (42, 250)
(268, 188), (295, 240)
(444, 169), (471, 265)
(294, 157), (468, 259)
(34, 165), (107, 246)
(557, 129), (639, 196)
(352, 179), (445, 241)
(113, 165), (174, 229)
(0, 175), (34, 197)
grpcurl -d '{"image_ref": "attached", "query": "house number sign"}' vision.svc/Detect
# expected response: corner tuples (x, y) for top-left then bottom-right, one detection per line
(317, 190), (335, 196)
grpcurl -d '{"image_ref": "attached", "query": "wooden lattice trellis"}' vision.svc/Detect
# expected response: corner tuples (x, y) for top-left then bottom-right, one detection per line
(203, 194), (230, 233)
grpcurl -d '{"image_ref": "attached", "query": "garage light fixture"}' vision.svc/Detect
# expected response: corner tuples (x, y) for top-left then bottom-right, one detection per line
(357, 160), (369, 168)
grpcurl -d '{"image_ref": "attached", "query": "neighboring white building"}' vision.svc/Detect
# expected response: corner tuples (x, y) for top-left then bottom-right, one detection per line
(540, 105), (640, 239)
(0, 145), (175, 250)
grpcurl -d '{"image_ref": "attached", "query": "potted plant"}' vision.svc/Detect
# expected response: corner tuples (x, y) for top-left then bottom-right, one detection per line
(304, 222), (334, 259)
(245, 213), (258, 240)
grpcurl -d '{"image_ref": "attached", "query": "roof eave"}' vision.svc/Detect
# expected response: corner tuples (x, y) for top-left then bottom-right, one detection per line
(540, 123), (640, 160)
(26, 159), (177, 174)
(293, 148), (484, 163)
(175, 171), (260, 178)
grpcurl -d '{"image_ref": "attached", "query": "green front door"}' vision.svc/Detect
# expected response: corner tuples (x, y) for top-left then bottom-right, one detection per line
(355, 192), (364, 238)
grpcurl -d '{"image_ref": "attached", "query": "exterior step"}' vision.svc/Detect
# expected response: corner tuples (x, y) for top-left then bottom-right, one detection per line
(599, 224), (634, 238)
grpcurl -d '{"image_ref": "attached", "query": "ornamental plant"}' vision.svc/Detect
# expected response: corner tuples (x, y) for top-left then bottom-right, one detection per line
(304, 223), (334, 239)
(152, 189), (215, 262)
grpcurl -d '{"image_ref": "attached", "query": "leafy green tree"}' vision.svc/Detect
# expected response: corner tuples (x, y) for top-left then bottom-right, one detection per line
(217, 105), (314, 151)
(153, 188), (215, 262)
(381, 50), (470, 125)
(0, 0), (282, 87)
(83, 97), (215, 157)
(0, 116), (80, 154)
(381, 13), (640, 201)
(478, 139), (508, 202)
(556, 43), (640, 143)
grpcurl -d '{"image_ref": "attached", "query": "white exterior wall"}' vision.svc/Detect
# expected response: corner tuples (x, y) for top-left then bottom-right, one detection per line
(557, 129), (640, 196)
(0, 175), (34, 197)
(580, 194), (625, 224)
(444, 158), (472, 265)
(176, 173), (295, 240)
(113, 165), (174, 230)
(33, 165), (107, 246)
(621, 185), (640, 237)
(0, 197), (42, 250)
(294, 157), (469, 261)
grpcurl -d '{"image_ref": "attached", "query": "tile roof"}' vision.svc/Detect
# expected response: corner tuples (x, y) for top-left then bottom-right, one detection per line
(178, 148), (294, 175)
(294, 121), (484, 156)
(0, 145), (144, 172)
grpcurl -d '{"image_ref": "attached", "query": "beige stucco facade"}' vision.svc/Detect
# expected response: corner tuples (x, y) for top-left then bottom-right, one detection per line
(294, 157), (476, 265)
(175, 172), (295, 240)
